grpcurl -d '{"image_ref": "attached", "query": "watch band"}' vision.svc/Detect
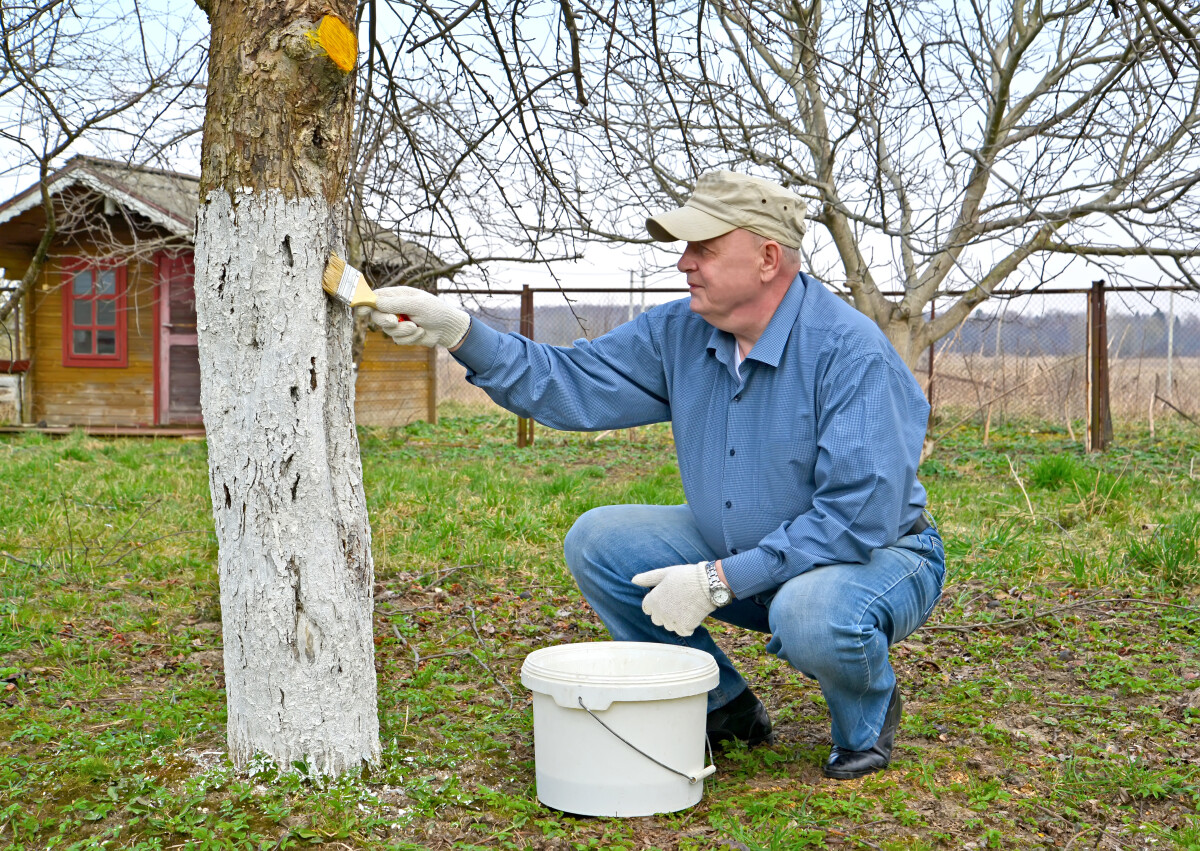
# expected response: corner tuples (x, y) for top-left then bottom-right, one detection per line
(705, 560), (732, 606)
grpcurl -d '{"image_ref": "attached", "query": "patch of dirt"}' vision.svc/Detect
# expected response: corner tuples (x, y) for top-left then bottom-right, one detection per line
(371, 580), (1199, 849)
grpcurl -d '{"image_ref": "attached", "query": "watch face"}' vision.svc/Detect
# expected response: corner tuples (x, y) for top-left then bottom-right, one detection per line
(706, 561), (732, 605)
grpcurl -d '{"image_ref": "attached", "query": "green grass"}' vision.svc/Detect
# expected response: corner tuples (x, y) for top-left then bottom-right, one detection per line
(0, 415), (1198, 849)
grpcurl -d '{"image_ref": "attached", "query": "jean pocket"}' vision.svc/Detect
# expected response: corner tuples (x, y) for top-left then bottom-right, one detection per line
(905, 528), (941, 557)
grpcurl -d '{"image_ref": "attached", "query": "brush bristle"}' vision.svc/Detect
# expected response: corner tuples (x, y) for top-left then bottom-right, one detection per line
(322, 253), (376, 308)
(321, 253), (349, 298)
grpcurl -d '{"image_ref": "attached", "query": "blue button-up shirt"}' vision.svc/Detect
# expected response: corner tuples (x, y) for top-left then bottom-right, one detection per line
(451, 272), (930, 598)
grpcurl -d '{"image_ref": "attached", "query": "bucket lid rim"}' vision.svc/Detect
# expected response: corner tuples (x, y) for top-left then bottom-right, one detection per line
(521, 641), (719, 688)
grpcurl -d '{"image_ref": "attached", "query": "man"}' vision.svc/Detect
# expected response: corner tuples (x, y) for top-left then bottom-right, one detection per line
(349, 170), (945, 779)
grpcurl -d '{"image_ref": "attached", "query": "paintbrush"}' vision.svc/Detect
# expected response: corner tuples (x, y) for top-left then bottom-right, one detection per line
(322, 253), (409, 320)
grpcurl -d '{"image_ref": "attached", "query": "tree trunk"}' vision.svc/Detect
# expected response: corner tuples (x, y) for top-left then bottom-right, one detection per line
(881, 317), (927, 374)
(193, 0), (379, 776)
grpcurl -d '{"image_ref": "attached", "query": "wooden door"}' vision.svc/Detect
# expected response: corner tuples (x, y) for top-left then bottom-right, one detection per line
(155, 252), (202, 425)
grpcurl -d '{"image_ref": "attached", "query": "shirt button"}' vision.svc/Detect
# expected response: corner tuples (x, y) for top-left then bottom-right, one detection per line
(731, 548), (738, 555)
(729, 449), (735, 456)
(733, 394), (741, 402)
(725, 500), (732, 509)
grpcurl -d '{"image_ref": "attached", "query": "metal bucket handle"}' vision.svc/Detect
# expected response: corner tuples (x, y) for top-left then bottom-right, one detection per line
(576, 696), (717, 784)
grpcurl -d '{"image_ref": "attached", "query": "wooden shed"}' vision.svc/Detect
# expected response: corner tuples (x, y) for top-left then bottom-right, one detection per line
(0, 156), (437, 430)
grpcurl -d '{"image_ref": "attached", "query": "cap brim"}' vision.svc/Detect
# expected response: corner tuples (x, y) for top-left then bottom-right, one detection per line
(646, 205), (737, 242)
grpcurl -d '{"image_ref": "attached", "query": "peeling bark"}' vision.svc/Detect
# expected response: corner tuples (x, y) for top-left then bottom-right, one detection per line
(199, 2), (354, 204)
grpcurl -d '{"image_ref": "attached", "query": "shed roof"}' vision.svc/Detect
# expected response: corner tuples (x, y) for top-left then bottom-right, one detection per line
(0, 156), (198, 237)
(0, 156), (442, 279)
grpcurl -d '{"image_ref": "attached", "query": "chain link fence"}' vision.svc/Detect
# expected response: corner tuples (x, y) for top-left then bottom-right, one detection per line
(437, 284), (1200, 435)
(434, 287), (688, 416)
(924, 286), (1199, 432)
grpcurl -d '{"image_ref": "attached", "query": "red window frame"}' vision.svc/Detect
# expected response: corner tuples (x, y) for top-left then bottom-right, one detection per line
(62, 261), (128, 368)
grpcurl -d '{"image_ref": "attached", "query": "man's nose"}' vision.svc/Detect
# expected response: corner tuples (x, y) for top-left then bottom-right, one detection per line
(677, 246), (697, 272)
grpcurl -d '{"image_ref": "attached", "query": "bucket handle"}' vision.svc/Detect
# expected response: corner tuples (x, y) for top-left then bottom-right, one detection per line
(576, 697), (717, 785)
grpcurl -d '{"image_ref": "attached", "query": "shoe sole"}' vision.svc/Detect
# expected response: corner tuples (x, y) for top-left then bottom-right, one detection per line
(824, 687), (901, 779)
(822, 760), (888, 780)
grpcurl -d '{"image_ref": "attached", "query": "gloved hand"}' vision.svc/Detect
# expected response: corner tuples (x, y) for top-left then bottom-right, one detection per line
(631, 561), (717, 637)
(370, 286), (471, 349)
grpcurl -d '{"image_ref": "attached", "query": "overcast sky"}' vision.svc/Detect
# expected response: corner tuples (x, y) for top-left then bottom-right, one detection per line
(2, 1), (1195, 313)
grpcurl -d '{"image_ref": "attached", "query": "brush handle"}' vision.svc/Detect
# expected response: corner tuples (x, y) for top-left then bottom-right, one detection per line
(335, 260), (409, 320)
(355, 280), (408, 319)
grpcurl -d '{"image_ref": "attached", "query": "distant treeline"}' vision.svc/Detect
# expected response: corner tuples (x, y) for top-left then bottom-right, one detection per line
(465, 299), (678, 347)
(938, 309), (1200, 358)
(464, 300), (1200, 358)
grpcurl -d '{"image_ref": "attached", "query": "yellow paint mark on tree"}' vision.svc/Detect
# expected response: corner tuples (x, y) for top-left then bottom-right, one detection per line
(313, 15), (356, 71)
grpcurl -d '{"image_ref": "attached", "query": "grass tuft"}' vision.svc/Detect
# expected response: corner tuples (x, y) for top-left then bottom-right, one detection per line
(1125, 513), (1200, 588)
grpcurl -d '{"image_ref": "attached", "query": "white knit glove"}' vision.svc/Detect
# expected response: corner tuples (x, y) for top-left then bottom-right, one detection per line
(370, 286), (471, 349)
(631, 562), (717, 637)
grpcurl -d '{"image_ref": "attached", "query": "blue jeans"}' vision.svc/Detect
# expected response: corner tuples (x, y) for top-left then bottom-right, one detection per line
(563, 504), (945, 752)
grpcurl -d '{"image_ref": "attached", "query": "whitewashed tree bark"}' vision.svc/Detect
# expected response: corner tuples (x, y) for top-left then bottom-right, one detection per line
(193, 0), (379, 776)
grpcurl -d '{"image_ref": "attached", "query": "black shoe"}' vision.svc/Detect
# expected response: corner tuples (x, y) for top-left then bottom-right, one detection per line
(707, 687), (775, 748)
(823, 686), (902, 780)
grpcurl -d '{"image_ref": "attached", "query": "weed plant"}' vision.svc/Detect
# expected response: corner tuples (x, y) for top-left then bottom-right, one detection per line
(0, 415), (1197, 849)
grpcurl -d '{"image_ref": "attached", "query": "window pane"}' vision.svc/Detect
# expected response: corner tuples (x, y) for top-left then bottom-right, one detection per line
(73, 271), (93, 296)
(74, 300), (93, 327)
(96, 330), (116, 355)
(73, 329), (92, 354)
(96, 269), (117, 295)
(169, 277), (197, 326)
(95, 300), (116, 326)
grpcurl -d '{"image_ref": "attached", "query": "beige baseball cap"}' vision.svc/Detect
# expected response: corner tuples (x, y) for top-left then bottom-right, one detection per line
(646, 170), (808, 248)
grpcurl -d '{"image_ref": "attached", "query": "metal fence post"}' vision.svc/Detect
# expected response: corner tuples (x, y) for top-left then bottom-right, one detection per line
(426, 345), (438, 424)
(517, 285), (534, 447)
(928, 297), (936, 418)
(1167, 290), (1175, 399)
(628, 271), (634, 323)
(1086, 280), (1112, 452)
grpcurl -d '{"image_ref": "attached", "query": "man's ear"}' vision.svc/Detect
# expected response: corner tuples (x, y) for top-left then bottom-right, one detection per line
(759, 240), (783, 281)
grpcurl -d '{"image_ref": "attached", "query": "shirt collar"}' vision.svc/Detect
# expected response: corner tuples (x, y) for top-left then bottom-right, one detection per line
(706, 325), (738, 378)
(705, 272), (810, 370)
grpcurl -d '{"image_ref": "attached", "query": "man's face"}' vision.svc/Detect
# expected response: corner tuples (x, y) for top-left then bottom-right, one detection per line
(677, 228), (766, 330)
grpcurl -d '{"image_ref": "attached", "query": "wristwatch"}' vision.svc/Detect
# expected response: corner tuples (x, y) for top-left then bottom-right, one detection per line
(704, 560), (733, 607)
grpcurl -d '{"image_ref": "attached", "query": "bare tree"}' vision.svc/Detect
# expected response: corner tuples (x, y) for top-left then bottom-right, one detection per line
(364, 0), (1200, 369)
(568, 0), (1200, 367)
(0, 0), (205, 322)
(345, 0), (609, 295)
(192, 0), (380, 777)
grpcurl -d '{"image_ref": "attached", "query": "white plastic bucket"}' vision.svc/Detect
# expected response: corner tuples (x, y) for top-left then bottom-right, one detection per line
(520, 641), (719, 817)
